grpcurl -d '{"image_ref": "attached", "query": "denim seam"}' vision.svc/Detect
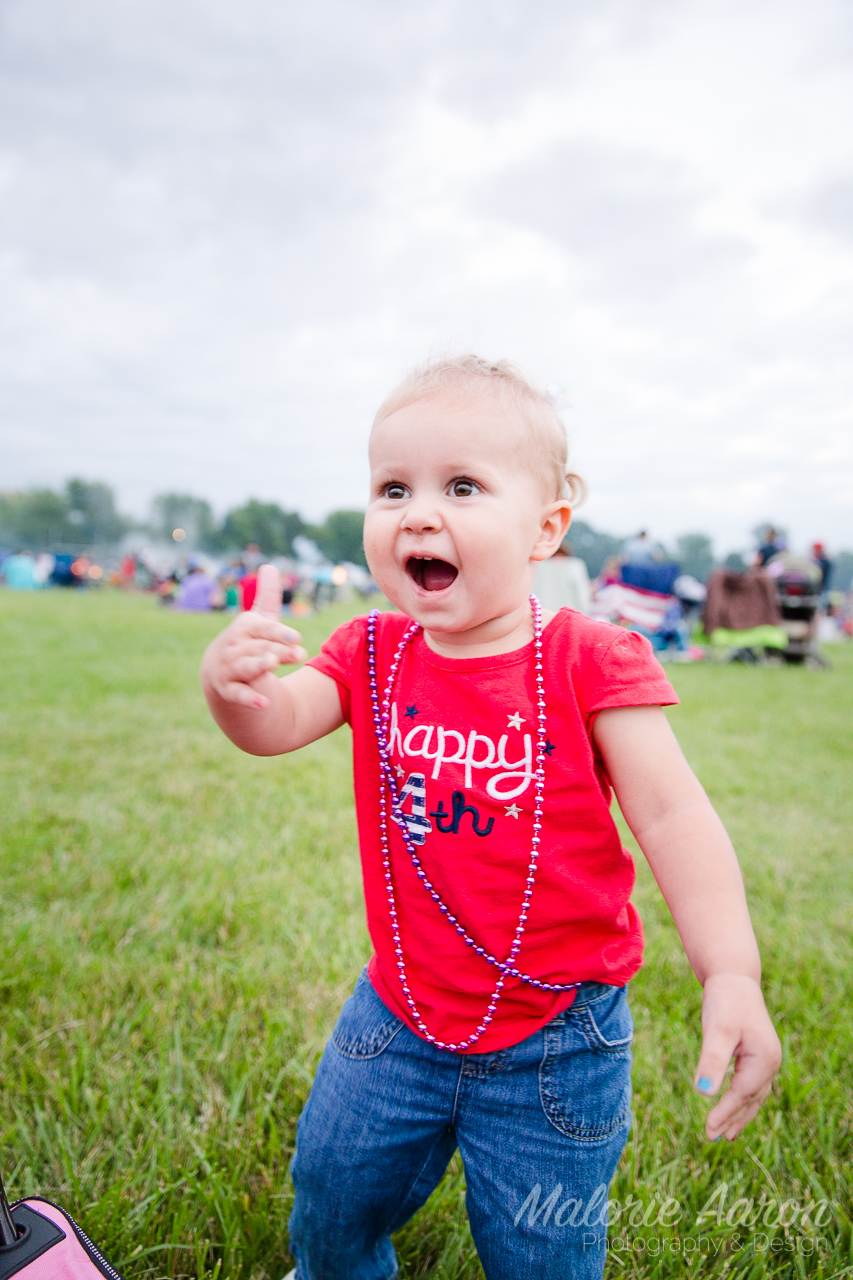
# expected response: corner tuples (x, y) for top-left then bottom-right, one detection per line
(330, 1020), (406, 1060)
(449, 1056), (466, 1128)
(570, 984), (625, 1012)
(540, 1096), (632, 1143)
(391, 1127), (457, 1231)
(538, 1023), (633, 1144)
(584, 1005), (633, 1050)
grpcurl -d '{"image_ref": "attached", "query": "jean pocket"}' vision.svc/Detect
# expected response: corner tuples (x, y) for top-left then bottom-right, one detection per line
(539, 986), (633, 1143)
(331, 969), (406, 1060)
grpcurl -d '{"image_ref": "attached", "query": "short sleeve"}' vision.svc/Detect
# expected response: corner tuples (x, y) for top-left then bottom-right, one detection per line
(306, 616), (367, 722)
(581, 627), (679, 724)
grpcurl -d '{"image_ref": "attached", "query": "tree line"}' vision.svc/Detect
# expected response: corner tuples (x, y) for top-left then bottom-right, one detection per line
(2, 479), (851, 588)
(0, 482), (368, 567)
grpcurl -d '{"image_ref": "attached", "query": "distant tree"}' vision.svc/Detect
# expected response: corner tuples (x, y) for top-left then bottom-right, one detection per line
(675, 533), (715, 583)
(723, 552), (748, 572)
(65, 479), (129, 545)
(151, 493), (218, 549)
(219, 500), (305, 557)
(307, 509), (367, 567)
(0, 488), (71, 549)
(0, 480), (129, 548)
(829, 550), (853, 592)
(567, 520), (622, 579)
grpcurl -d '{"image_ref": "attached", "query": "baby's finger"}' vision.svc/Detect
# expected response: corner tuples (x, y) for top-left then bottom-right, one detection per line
(226, 637), (291, 660)
(216, 679), (271, 710)
(706, 1060), (774, 1140)
(709, 1091), (766, 1141)
(229, 653), (283, 683)
(252, 564), (284, 617)
(694, 1028), (738, 1101)
(707, 1082), (769, 1140)
(227, 640), (307, 669)
(237, 616), (301, 644)
(281, 644), (309, 664)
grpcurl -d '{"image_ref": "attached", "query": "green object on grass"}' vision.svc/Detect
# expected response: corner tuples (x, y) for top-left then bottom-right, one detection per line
(710, 624), (789, 649)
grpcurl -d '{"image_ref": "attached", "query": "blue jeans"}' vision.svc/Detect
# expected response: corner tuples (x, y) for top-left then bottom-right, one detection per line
(288, 969), (632, 1279)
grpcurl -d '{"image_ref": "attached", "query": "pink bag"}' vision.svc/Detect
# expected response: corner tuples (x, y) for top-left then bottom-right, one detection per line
(0, 1173), (125, 1280)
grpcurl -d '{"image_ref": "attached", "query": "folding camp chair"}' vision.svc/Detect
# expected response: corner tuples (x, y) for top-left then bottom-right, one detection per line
(0, 1168), (125, 1280)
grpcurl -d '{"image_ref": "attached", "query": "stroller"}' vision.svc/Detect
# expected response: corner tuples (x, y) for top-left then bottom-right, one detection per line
(702, 567), (787, 663)
(765, 552), (829, 667)
(0, 1168), (125, 1280)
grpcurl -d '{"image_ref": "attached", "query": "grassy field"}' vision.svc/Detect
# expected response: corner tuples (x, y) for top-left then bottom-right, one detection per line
(0, 590), (850, 1280)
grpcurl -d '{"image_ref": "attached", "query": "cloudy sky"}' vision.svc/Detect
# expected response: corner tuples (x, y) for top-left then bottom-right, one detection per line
(2, 0), (852, 554)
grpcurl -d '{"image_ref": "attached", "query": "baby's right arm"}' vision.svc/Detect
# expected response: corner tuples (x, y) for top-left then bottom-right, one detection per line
(201, 565), (345, 756)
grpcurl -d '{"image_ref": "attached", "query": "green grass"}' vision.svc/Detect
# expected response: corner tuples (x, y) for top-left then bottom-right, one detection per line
(0, 591), (850, 1280)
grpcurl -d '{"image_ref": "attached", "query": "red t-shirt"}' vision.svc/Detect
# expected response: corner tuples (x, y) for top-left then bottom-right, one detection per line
(308, 608), (678, 1052)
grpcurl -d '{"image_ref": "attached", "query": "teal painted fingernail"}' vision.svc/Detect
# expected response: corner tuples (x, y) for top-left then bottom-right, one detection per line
(713, 1136), (721, 1143)
(697, 1076), (713, 1093)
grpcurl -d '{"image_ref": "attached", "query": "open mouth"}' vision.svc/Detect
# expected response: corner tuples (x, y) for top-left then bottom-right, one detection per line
(406, 556), (459, 592)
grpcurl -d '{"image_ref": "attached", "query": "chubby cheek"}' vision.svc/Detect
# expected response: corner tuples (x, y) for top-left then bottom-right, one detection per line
(362, 515), (398, 587)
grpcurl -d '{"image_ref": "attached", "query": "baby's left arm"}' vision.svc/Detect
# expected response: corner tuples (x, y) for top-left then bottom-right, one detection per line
(592, 705), (782, 1142)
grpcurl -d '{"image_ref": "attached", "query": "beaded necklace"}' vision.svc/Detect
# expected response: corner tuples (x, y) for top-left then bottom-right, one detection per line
(366, 596), (580, 1052)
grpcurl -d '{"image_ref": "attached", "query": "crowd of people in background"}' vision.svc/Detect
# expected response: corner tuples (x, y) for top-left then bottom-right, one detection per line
(0, 539), (376, 616)
(162, 544), (305, 613)
(534, 527), (851, 665)
(2, 526), (851, 662)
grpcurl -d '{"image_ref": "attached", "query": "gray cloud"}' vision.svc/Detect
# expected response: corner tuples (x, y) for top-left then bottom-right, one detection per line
(1, 0), (852, 552)
(803, 174), (853, 243)
(481, 143), (752, 305)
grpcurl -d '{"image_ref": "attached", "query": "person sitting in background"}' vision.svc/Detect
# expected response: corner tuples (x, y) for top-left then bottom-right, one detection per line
(596, 555), (622, 587)
(222, 576), (240, 611)
(281, 569), (298, 612)
(757, 527), (786, 567)
(532, 538), (592, 614)
(175, 559), (220, 612)
(158, 572), (179, 604)
(2, 551), (38, 590)
(34, 552), (55, 585)
(620, 530), (659, 565)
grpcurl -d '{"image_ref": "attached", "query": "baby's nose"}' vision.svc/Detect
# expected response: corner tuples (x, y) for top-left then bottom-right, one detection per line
(402, 499), (443, 534)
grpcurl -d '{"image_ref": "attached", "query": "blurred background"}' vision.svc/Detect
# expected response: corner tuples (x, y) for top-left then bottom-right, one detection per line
(1, 0), (852, 589)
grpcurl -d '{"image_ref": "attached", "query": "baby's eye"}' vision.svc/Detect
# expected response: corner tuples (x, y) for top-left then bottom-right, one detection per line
(385, 483), (408, 500)
(449, 479), (478, 497)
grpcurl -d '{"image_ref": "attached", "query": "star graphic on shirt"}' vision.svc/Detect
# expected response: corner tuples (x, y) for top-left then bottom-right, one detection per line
(504, 803), (522, 819)
(395, 764), (405, 779)
(543, 739), (556, 756)
(507, 711), (525, 730)
(404, 704), (419, 719)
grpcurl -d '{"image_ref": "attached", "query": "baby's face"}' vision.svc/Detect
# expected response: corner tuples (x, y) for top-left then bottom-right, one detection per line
(364, 393), (559, 635)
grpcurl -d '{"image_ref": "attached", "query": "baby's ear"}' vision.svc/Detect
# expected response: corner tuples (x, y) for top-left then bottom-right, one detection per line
(532, 500), (572, 559)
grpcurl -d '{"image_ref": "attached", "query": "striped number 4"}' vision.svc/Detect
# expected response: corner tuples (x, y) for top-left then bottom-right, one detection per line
(394, 773), (433, 845)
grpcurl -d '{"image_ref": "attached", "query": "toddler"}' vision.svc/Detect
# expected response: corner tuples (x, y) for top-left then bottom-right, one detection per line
(202, 357), (781, 1280)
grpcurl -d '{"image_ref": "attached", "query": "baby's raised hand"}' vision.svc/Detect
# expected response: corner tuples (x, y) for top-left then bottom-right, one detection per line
(202, 564), (308, 710)
(694, 973), (782, 1141)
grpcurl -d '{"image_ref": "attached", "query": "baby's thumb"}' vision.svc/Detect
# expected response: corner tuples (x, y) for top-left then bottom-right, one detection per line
(252, 564), (283, 617)
(694, 1026), (737, 1099)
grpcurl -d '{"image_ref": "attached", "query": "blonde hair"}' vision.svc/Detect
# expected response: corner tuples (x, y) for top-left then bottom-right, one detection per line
(373, 354), (586, 504)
